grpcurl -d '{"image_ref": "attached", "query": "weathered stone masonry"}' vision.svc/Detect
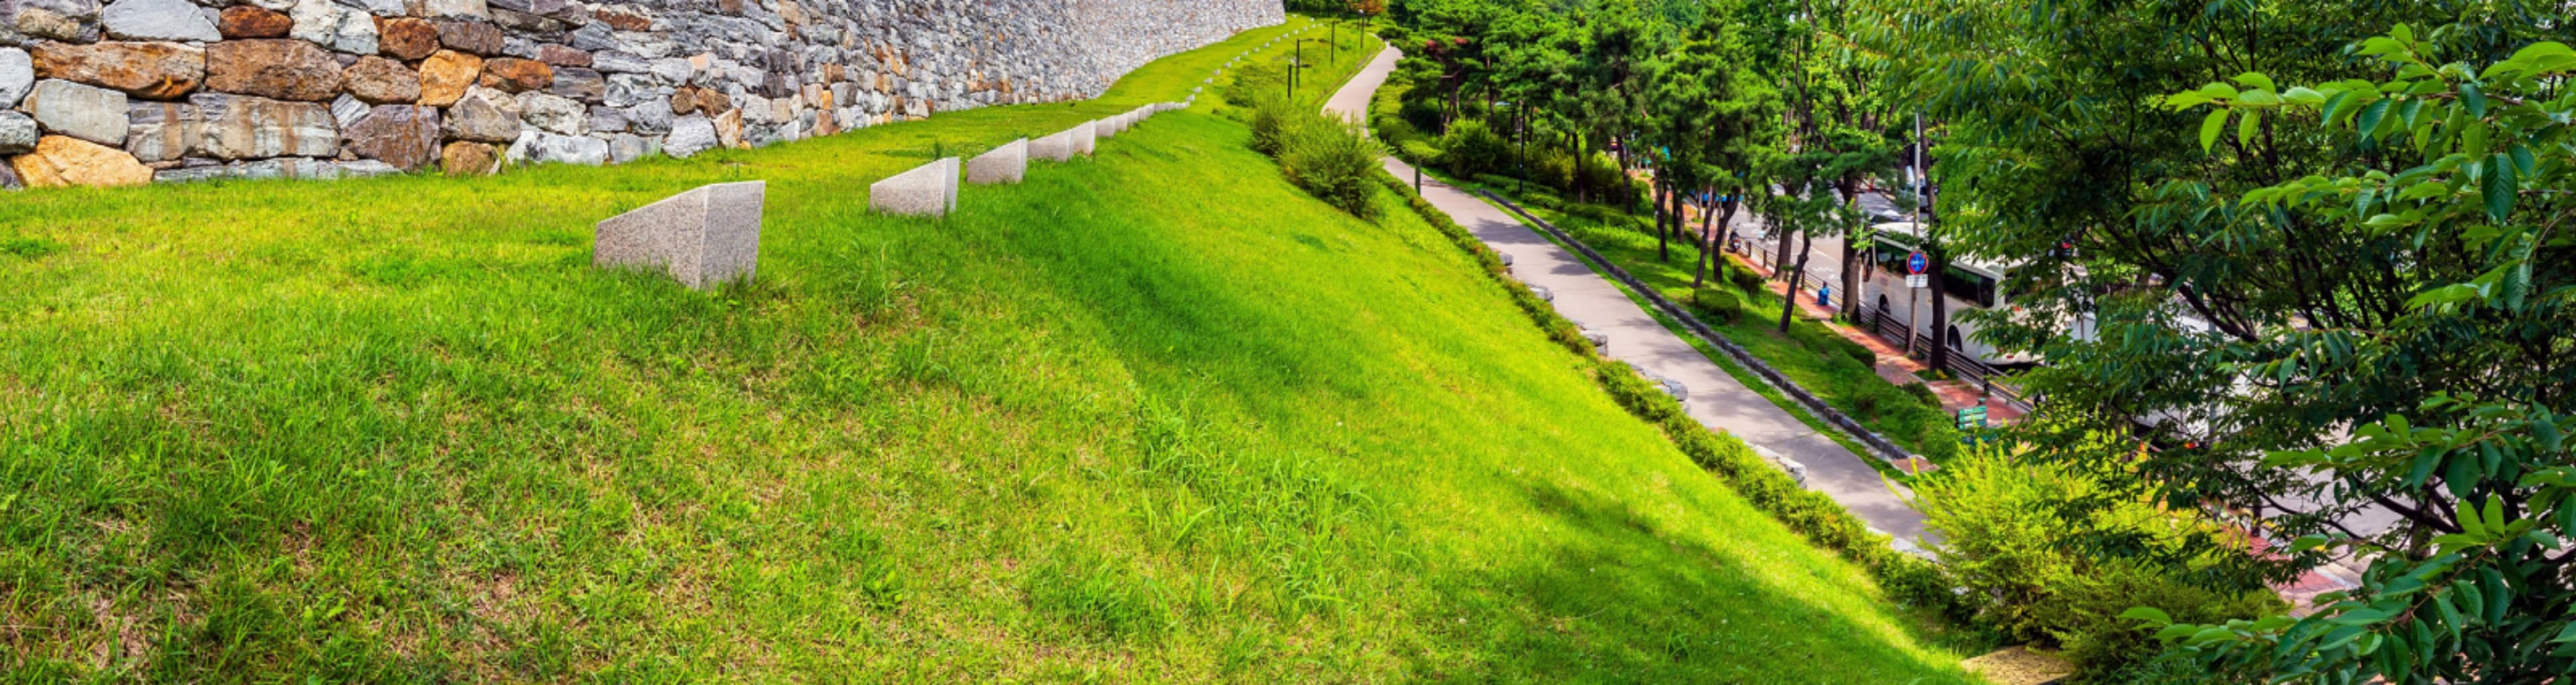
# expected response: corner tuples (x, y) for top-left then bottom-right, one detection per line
(0, 0), (1281, 188)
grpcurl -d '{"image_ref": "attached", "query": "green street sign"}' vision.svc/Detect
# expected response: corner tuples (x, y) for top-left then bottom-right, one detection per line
(1955, 405), (1988, 429)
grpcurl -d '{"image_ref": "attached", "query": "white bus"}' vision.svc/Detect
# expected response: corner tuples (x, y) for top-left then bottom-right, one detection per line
(1849, 221), (2049, 369)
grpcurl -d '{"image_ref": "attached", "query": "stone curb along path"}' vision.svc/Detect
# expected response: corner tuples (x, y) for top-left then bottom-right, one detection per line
(1323, 45), (1935, 545)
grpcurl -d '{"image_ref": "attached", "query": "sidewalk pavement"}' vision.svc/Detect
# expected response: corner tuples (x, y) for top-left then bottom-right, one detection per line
(1326, 46), (1933, 544)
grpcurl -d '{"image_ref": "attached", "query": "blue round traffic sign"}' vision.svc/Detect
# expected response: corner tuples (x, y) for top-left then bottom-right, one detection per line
(1907, 251), (1929, 275)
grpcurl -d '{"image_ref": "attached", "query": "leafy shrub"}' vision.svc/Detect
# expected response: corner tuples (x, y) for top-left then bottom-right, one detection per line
(1848, 387), (1888, 419)
(1831, 335), (1876, 368)
(1396, 139), (1442, 164)
(1248, 96), (1302, 157)
(1726, 264), (1766, 293)
(1435, 119), (1511, 178)
(1919, 449), (2282, 675)
(1899, 382), (1943, 409)
(1397, 95), (1445, 136)
(1281, 119), (1382, 220)
(1691, 286), (1743, 324)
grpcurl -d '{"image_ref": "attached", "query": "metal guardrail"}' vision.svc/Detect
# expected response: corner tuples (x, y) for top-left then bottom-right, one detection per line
(1477, 190), (1923, 464)
(1861, 309), (2033, 409)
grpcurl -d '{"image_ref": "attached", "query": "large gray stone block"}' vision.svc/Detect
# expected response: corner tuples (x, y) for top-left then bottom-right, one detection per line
(1070, 121), (1095, 155)
(1095, 115), (1120, 139)
(966, 138), (1025, 185)
(869, 156), (957, 217)
(100, 0), (219, 41)
(1029, 129), (1073, 162)
(0, 49), (30, 110)
(23, 79), (129, 146)
(0, 112), (36, 156)
(593, 180), (765, 289)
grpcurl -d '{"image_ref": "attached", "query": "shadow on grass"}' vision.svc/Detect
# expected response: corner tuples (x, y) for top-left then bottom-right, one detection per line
(1411, 481), (1968, 683)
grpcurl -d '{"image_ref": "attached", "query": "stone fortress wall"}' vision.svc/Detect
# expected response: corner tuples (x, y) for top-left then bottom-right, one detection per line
(0, 0), (1282, 187)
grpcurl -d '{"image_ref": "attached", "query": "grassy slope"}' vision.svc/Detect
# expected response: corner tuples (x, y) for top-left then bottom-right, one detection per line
(0, 19), (1975, 684)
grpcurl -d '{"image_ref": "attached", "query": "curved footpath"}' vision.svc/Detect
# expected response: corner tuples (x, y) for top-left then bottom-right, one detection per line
(1326, 46), (1933, 544)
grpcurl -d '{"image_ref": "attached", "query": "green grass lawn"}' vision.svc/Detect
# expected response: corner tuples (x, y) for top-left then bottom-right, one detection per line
(0, 20), (1977, 684)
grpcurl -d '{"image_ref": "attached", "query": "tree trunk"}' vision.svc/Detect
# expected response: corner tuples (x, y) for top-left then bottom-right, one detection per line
(1836, 183), (1866, 325)
(1779, 230), (1813, 333)
(1927, 242), (1951, 374)
(1773, 219), (1796, 283)
(1693, 189), (1720, 287)
(1655, 174), (1671, 262)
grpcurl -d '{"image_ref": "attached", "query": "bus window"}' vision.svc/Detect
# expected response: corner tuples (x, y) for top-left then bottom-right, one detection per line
(1939, 266), (1998, 309)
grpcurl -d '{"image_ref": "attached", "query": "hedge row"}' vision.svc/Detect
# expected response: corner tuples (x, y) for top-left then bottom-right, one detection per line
(1381, 174), (1973, 621)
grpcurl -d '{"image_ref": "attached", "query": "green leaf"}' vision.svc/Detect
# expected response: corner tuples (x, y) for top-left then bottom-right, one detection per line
(2510, 144), (2538, 176)
(2460, 82), (2487, 117)
(2463, 121), (2491, 157)
(2408, 283), (2479, 309)
(2234, 72), (2277, 91)
(2483, 494), (2508, 532)
(2355, 99), (2392, 144)
(2484, 152), (2517, 222)
(2321, 89), (2359, 125)
(2434, 592), (2464, 635)
(2238, 110), (2262, 149)
(2407, 445), (2443, 486)
(2200, 109), (2229, 154)
(2199, 83), (2241, 99)
(2555, 622), (2576, 643)
(2121, 607), (2175, 626)
(2281, 87), (2326, 106)
(2457, 496), (2487, 537)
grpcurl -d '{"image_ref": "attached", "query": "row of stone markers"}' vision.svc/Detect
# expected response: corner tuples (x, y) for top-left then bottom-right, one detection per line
(590, 98), (1189, 290)
(867, 99), (1186, 218)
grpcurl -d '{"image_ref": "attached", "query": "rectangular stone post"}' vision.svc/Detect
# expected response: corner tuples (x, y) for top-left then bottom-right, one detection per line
(869, 156), (959, 217)
(967, 138), (1026, 184)
(1071, 121), (1095, 154)
(592, 180), (766, 289)
(1030, 130), (1074, 162)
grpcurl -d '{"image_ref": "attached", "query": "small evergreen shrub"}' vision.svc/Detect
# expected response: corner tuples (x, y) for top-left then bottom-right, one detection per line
(1725, 264), (1766, 294)
(1248, 96), (1301, 158)
(1281, 119), (1382, 220)
(1691, 286), (1743, 324)
(1435, 119), (1511, 178)
(1899, 382), (1943, 409)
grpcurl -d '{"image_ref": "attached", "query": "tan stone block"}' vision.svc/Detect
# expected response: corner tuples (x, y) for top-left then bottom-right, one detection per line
(11, 135), (152, 187)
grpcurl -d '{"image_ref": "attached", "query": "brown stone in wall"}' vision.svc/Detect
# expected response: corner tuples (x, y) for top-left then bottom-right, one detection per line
(669, 84), (730, 117)
(592, 7), (651, 31)
(11, 135), (153, 187)
(344, 56), (421, 104)
(432, 20), (504, 56)
(205, 40), (343, 102)
(376, 17), (441, 60)
(416, 50), (480, 107)
(343, 105), (441, 170)
(477, 57), (549, 93)
(441, 140), (497, 175)
(217, 6), (293, 39)
(30, 42), (205, 100)
(535, 43), (590, 67)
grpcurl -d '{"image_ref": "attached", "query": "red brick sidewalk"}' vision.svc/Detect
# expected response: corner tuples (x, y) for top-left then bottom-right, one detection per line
(1730, 253), (2026, 423)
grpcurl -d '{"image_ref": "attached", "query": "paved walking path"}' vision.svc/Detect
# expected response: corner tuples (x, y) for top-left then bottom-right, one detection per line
(1326, 46), (1931, 543)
